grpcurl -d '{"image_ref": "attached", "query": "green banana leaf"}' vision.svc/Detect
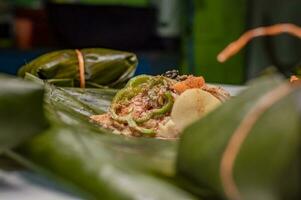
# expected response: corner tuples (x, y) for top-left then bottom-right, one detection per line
(42, 83), (178, 176)
(0, 74), (48, 154)
(177, 75), (301, 200)
(18, 48), (137, 88)
(17, 126), (196, 200)
(8, 70), (301, 199)
(6, 75), (198, 199)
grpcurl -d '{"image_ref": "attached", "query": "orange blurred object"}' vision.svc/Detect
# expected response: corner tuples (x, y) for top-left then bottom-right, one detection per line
(290, 75), (300, 84)
(217, 23), (301, 63)
(14, 8), (54, 49)
(15, 18), (33, 49)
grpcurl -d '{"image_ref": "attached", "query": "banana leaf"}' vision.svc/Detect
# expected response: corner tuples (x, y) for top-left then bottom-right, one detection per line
(42, 84), (178, 175)
(16, 126), (196, 200)
(5, 76), (198, 199)
(18, 48), (137, 88)
(11, 70), (301, 199)
(0, 74), (48, 154)
(177, 75), (301, 200)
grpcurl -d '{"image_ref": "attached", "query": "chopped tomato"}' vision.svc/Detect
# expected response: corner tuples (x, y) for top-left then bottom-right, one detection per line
(172, 76), (205, 94)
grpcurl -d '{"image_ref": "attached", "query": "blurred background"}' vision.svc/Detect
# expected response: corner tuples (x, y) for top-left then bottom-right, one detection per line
(0, 0), (300, 84)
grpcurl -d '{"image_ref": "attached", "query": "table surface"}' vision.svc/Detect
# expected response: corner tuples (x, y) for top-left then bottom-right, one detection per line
(0, 85), (246, 200)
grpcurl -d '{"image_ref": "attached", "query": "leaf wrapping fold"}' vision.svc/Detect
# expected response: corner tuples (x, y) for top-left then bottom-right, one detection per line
(0, 74), (48, 154)
(18, 48), (137, 88)
(177, 76), (301, 200)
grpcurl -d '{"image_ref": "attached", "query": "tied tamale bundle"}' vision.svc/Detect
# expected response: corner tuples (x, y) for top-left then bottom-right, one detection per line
(18, 48), (137, 88)
(177, 75), (301, 200)
(0, 74), (48, 154)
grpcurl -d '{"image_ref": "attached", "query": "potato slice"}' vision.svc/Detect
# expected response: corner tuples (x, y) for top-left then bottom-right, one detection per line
(171, 88), (221, 131)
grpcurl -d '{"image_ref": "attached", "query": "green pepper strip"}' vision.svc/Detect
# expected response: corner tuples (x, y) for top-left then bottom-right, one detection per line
(125, 75), (152, 87)
(110, 75), (151, 122)
(111, 87), (140, 105)
(110, 108), (129, 123)
(110, 110), (155, 135)
(127, 117), (156, 135)
(110, 86), (142, 123)
(134, 92), (174, 123)
(109, 76), (174, 135)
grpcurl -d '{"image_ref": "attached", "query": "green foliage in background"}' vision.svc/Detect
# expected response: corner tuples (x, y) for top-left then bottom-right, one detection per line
(182, 0), (246, 84)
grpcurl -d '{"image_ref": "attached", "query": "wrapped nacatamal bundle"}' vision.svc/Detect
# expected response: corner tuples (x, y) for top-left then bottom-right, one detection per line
(177, 75), (301, 200)
(18, 48), (137, 88)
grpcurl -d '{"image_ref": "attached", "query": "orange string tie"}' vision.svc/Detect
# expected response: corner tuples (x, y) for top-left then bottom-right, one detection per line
(75, 49), (85, 88)
(217, 23), (301, 63)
